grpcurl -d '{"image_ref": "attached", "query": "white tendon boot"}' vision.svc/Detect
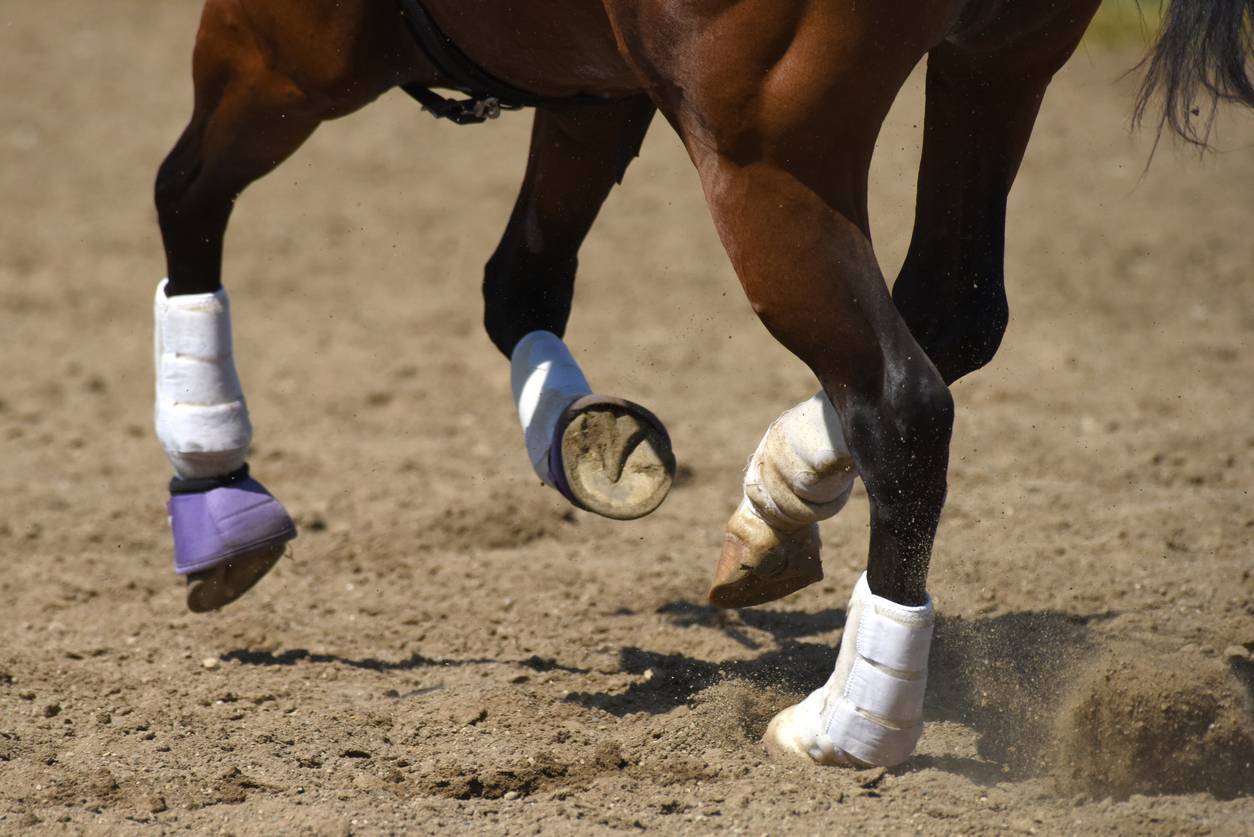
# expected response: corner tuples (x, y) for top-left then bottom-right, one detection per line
(509, 330), (593, 486)
(710, 392), (857, 607)
(764, 573), (935, 767)
(154, 279), (251, 478)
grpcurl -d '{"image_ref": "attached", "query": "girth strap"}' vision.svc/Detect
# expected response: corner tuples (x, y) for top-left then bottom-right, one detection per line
(396, 0), (589, 124)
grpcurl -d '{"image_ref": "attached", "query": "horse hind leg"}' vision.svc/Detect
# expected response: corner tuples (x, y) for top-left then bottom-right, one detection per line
(487, 99), (676, 520)
(153, 1), (380, 611)
(709, 1), (1100, 608)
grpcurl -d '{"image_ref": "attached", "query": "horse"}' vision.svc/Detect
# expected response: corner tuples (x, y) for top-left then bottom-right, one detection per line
(151, 0), (1253, 769)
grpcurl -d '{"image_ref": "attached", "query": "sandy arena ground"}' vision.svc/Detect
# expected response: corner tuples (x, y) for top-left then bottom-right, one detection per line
(1, 2), (1252, 833)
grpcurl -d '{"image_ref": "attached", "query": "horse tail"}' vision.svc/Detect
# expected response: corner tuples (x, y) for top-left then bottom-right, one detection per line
(1134, 0), (1254, 146)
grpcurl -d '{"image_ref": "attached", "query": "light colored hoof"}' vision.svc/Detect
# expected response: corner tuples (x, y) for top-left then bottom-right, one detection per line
(762, 703), (811, 760)
(762, 702), (866, 767)
(555, 395), (675, 521)
(708, 504), (822, 608)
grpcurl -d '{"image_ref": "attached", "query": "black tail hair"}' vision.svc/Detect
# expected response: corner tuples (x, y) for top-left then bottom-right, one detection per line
(1135, 0), (1254, 146)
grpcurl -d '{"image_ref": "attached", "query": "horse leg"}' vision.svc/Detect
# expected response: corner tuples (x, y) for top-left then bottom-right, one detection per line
(486, 99), (677, 520)
(606, 0), (951, 766)
(892, 6), (1100, 383)
(709, 3), (1101, 609)
(153, 0), (397, 611)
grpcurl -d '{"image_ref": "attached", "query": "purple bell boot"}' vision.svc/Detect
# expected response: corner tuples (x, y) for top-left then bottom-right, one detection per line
(168, 464), (297, 613)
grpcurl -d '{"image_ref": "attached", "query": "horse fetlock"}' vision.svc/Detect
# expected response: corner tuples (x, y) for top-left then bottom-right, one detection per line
(763, 573), (934, 767)
(154, 279), (251, 479)
(746, 429), (854, 530)
(744, 391), (857, 529)
(708, 392), (858, 608)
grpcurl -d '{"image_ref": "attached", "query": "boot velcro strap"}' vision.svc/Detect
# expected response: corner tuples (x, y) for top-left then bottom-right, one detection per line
(844, 657), (927, 723)
(824, 699), (922, 768)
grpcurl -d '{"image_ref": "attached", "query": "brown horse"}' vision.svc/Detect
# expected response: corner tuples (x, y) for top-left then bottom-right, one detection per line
(151, 0), (1253, 767)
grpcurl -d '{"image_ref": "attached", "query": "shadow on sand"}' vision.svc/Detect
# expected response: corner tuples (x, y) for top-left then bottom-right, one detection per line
(221, 647), (588, 675)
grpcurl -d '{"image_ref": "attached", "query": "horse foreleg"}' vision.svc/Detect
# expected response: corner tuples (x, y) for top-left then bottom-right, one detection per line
(892, 6), (1099, 383)
(153, 0), (394, 611)
(486, 99), (676, 520)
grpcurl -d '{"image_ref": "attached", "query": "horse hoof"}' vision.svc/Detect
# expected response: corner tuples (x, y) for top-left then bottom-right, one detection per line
(168, 468), (297, 612)
(550, 395), (675, 521)
(186, 541), (287, 613)
(762, 703), (822, 762)
(761, 702), (867, 768)
(762, 703), (808, 759)
(708, 505), (822, 608)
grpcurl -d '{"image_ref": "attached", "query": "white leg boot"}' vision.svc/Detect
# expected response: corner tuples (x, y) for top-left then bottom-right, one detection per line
(509, 330), (593, 487)
(154, 280), (294, 612)
(154, 279), (251, 478)
(764, 573), (935, 767)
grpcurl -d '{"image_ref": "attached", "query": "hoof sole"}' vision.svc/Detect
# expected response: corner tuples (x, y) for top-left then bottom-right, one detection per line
(557, 395), (675, 521)
(186, 541), (286, 613)
(708, 525), (823, 608)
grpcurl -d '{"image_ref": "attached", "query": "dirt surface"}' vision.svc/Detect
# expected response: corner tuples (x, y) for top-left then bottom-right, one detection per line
(1, 2), (1252, 833)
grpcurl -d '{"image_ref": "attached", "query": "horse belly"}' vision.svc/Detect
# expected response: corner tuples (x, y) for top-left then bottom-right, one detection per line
(425, 0), (643, 97)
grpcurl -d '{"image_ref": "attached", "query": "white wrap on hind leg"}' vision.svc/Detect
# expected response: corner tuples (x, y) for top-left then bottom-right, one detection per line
(737, 391), (858, 534)
(153, 279), (252, 479)
(764, 573), (935, 767)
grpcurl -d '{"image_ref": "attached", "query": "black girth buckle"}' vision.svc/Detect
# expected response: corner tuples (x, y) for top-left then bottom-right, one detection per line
(400, 84), (524, 126)
(464, 96), (503, 122)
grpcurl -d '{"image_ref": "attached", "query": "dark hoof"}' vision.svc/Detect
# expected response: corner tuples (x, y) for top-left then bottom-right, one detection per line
(550, 395), (675, 521)
(186, 541), (286, 613)
(708, 507), (823, 608)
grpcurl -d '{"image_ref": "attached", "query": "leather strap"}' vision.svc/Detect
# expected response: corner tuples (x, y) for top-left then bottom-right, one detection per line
(396, 0), (596, 123)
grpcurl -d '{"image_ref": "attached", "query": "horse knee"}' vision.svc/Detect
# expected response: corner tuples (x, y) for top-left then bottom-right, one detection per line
(154, 137), (204, 222)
